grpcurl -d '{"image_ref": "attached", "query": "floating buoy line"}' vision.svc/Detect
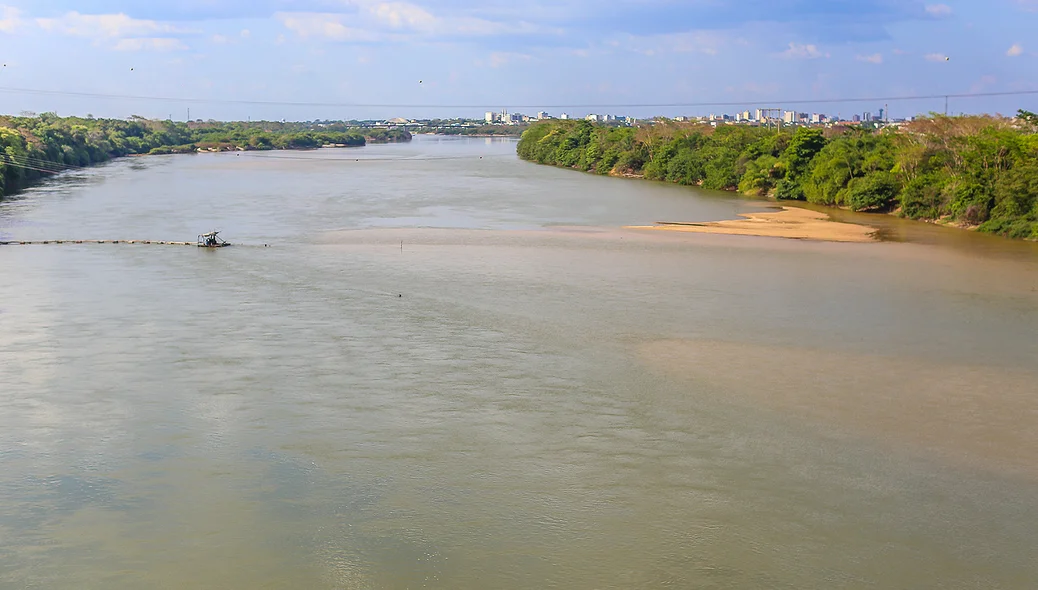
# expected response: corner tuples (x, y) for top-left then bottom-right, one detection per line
(0, 231), (271, 248)
(0, 238), (268, 248)
(0, 240), (202, 246)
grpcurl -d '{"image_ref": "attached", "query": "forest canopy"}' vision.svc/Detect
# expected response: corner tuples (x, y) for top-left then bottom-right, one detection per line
(517, 113), (1038, 240)
(0, 114), (411, 197)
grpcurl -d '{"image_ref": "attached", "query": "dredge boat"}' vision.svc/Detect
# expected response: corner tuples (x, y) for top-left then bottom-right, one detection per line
(197, 231), (231, 248)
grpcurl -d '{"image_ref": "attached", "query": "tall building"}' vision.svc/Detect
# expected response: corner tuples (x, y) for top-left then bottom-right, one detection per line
(560, 113), (569, 120)
(852, 114), (861, 123)
(536, 111), (549, 119)
(783, 110), (797, 124)
(863, 112), (873, 122)
(485, 111), (496, 124)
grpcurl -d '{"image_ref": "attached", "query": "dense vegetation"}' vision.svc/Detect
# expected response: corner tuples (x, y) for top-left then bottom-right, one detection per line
(518, 112), (1038, 239)
(0, 114), (411, 198)
(413, 123), (529, 136)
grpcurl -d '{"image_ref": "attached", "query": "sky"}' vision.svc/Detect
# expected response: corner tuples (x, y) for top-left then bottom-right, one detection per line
(0, 0), (1036, 121)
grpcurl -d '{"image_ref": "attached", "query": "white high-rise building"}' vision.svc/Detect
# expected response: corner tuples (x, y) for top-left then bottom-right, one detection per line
(560, 113), (569, 120)
(783, 110), (797, 124)
(485, 111), (496, 123)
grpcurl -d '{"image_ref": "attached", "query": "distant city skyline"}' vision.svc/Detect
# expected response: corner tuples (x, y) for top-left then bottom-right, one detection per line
(0, 1), (1035, 120)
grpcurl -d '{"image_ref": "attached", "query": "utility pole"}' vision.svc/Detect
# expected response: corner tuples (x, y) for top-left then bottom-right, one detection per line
(188, 107), (191, 121)
(944, 96), (948, 116)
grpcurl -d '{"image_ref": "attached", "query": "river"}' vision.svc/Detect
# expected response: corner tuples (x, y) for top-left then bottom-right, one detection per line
(2, 135), (1037, 589)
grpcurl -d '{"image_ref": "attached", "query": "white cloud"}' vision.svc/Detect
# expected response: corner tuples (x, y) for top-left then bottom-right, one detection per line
(621, 31), (725, 56)
(277, 2), (547, 42)
(240, 29), (250, 38)
(112, 37), (188, 52)
(211, 34), (228, 44)
(1007, 43), (1024, 57)
(487, 51), (531, 68)
(781, 42), (826, 59)
(856, 53), (883, 64)
(357, 1), (532, 36)
(0, 5), (23, 33)
(369, 1), (436, 30)
(924, 52), (949, 61)
(924, 4), (953, 16)
(276, 13), (382, 42)
(36, 12), (184, 38)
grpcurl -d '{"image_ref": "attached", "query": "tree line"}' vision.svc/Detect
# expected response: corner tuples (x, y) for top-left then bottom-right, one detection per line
(0, 113), (412, 198)
(517, 112), (1038, 240)
(411, 123), (529, 137)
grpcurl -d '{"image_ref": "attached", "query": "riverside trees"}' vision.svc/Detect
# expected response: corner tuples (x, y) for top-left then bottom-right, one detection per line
(0, 114), (411, 198)
(517, 115), (1038, 240)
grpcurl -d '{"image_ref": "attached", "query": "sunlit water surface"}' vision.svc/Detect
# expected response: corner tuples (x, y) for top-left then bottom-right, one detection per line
(2, 136), (1037, 589)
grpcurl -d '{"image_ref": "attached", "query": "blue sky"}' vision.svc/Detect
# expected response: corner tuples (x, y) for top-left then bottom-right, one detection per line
(0, 0), (1035, 120)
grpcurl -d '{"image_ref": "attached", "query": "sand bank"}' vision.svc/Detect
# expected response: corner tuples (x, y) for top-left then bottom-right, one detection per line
(625, 206), (878, 243)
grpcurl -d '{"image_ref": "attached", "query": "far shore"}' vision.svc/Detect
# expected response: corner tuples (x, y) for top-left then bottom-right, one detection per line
(624, 206), (878, 243)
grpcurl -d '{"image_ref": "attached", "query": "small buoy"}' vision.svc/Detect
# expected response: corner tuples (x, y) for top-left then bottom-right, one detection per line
(398, 294), (402, 297)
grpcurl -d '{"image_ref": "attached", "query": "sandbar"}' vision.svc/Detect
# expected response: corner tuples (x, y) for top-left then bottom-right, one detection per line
(625, 206), (877, 243)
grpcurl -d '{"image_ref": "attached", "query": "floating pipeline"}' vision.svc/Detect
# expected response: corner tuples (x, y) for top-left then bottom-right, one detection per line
(0, 240), (271, 247)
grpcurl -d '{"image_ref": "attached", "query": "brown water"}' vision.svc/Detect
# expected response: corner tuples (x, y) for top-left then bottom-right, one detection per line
(1, 136), (1037, 589)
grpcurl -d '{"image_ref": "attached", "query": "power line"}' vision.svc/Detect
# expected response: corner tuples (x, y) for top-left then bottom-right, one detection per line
(1, 85), (1037, 110)
(242, 153), (511, 163)
(0, 153), (83, 173)
(0, 157), (67, 175)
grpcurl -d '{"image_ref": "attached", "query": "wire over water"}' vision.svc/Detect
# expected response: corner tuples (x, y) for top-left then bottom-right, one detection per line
(1, 85), (1037, 109)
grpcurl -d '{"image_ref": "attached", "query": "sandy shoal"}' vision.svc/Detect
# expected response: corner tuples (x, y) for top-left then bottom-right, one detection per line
(625, 206), (877, 243)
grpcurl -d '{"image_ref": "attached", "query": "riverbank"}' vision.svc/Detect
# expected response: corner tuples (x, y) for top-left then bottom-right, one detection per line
(0, 114), (411, 198)
(624, 206), (878, 243)
(517, 118), (1038, 241)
